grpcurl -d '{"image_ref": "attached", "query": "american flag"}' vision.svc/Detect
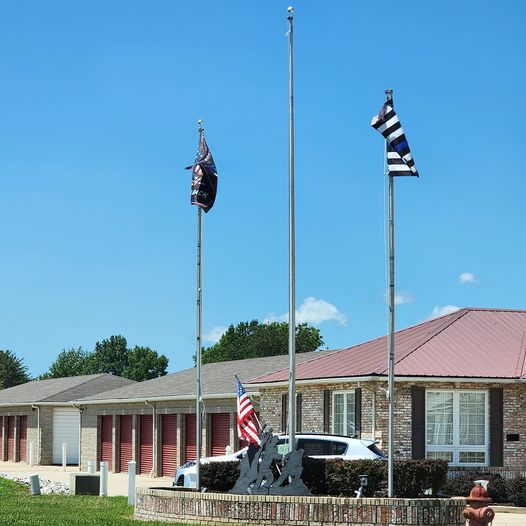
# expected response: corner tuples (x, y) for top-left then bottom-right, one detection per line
(235, 376), (261, 446)
(371, 102), (419, 177)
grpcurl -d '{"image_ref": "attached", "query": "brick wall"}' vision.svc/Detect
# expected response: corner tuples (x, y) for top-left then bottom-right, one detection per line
(258, 380), (526, 468)
(135, 488), (466, 526)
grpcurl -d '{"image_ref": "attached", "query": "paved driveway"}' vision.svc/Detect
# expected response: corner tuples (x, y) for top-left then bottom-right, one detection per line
(0, 461), (174, 497)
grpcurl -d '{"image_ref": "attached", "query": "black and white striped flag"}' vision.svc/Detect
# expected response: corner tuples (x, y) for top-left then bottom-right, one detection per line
(371, 102), (419, 177)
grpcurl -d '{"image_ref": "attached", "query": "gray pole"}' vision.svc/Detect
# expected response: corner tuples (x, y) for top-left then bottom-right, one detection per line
(385, 89), (395, 498)
(195, 123), (204, 489)
(287, 6), (296, 453)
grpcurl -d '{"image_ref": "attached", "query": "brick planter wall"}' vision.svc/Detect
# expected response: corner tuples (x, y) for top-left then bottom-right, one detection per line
(135, 487), (467, 526)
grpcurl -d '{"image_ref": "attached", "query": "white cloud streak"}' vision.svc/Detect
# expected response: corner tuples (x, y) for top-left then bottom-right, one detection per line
(394, 292), (415, 305)
(203, 326), (227, 343)
(458, 272), (477, 284)
(265, 297), (347, 326)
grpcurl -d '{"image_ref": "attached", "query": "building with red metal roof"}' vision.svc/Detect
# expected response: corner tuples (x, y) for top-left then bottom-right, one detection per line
(249, 308), (526, 474)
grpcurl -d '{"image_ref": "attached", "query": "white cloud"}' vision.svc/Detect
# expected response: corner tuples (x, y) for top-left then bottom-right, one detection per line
(264, 297), (347, 326)
(458, 272), (477, 284)
(429, 305), (460, 319)
(394, 292), (415, 305)
(203, 326), (227, 343)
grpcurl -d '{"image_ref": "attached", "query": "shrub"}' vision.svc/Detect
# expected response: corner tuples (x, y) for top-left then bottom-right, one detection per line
(444, 471), (508, 503)
(325, 459), (387, 497)
(301, 456), (328, 495)
(200, 455), (448, 499)
(393, 459), (449, 498)
(506, 477), (526, 507)
(201, 460), (239, 492)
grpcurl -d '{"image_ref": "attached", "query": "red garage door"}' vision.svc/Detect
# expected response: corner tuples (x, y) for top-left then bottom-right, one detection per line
(139, 415), (153, 475)
(161, 414), (177, 477)
(7, 416), (15, 461)
(100, 415), (113, 470)
(211, 413), (230, 457)
(18, 416), (27, 462)
(119, 415), (133, 472)
(185, 414), (196, 462)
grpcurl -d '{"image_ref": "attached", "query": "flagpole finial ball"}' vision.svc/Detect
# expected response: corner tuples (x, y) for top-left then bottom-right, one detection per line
(287, 6), (294, 13)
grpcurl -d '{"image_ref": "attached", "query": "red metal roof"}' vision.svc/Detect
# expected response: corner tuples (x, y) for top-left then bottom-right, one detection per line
(249, 308), (526, 383)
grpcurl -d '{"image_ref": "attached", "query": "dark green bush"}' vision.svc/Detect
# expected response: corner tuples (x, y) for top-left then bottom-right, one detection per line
(393, 459), (449, 498)
(200, 455), (449, 498)
(201, 460), (239, 492)
(444, 472), (508, 502)
(507, 477), (526, 507)
(324, 459), (386, 497)
(301, 456), (328, 495)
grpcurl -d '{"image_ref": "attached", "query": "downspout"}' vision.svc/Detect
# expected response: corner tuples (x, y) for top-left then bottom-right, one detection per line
(31, 405), (40, 465)
(72, 403), (85, 471)
(145, 401), (156, 478)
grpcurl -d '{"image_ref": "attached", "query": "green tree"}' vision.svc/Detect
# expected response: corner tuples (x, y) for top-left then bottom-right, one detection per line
(122, 346), (169, 381)
(0, 350), (30, 388)
(41, 347), (92, 379)
(90, 335), (129, 376)
(42, 336), (169, 382)
(201, 320), (325, 365)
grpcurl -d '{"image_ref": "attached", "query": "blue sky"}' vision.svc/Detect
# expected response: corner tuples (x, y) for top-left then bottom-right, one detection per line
(1, 1), (524, 377)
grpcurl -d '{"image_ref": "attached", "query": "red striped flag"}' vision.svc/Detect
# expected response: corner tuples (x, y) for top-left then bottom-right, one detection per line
(236, 376), (261, 446)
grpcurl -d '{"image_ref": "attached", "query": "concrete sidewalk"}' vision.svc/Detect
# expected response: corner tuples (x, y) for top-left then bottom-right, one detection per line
(0, 461), (174, 497)
(1, 462), (525, 525)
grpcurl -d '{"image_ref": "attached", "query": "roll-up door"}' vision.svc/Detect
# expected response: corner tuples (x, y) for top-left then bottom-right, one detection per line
(119, 415), (133, 472)
(139, 415), (153, 475)
(211, 413), (230, 456)
(7, 416), (15, 461)
(52, 408), (80, 464)
(18, 416), (27, 462)
(161, 414), (177, 476)
(100, 415), (113, 470)
(185, 414), (196, 462)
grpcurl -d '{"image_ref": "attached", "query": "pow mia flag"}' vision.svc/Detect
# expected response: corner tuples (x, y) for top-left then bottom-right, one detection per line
(186, 129), (218, 212)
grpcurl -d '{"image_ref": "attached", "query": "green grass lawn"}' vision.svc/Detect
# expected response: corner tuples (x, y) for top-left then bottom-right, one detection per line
(0, 477), (180, 526)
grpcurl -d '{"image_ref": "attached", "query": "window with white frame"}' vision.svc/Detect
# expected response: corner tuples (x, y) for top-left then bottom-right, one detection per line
(332, 391), (356, 437)
(426, 390), (488, 466)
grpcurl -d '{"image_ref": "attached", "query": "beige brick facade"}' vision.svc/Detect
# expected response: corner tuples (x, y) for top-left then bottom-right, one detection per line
(258, 379), (526, 469)
(2, 380), (525, 477)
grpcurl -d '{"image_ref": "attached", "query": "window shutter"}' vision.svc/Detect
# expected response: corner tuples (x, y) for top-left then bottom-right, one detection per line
(411, 386), (425, 459)
(323, 390), (330, 434)
(354, 388), (362, 438)
(489, 388), (503, 467)
(281, 393), (287, 433)
(296, 393), (302, 433)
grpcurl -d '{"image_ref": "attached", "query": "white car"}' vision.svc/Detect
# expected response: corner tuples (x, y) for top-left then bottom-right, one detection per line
(174, 433), (386, 488)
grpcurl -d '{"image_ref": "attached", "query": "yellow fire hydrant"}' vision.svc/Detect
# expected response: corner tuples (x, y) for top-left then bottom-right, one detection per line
(462, 480), (495, 526)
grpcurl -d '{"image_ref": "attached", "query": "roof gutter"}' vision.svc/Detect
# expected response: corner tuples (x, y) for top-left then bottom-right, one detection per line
(75, 391), (258, 406)
(0, 401), (75, 408)
(246, 375), (525, 388)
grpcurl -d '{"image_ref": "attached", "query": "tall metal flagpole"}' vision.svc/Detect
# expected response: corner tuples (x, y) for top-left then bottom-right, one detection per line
(287, 6), (296, 453)
(195, 120), (204, 491)
(385, 89), (395, 498)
